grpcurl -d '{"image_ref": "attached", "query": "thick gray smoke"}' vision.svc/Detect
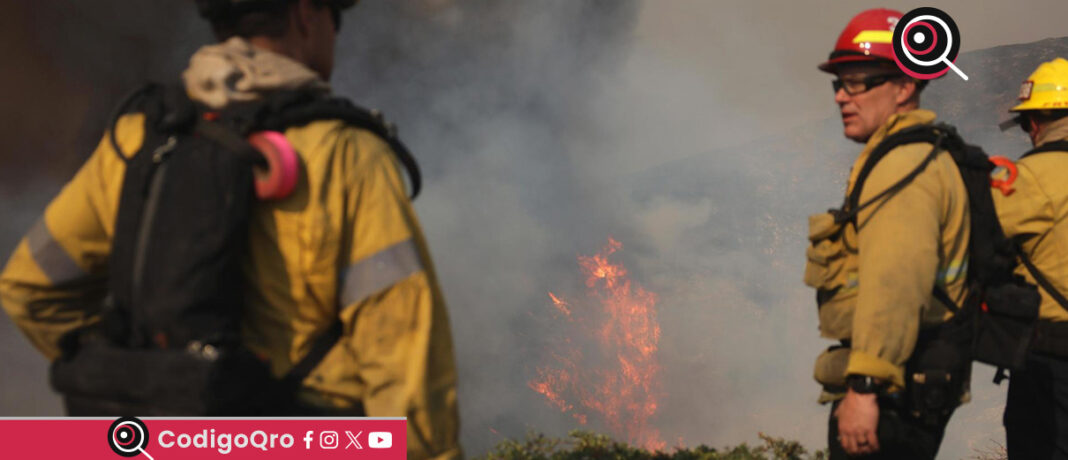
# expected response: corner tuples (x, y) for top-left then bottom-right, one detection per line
(9, 1), (1068, 458)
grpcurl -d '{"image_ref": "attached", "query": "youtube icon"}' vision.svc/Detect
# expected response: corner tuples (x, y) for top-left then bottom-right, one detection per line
(369, 432), (392, 449)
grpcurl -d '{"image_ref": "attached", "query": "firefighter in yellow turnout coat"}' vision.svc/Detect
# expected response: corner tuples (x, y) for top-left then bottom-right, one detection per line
(992, 57), (1068, 460)
(807, 8), (970, 459)
(0, 1), (461, 459)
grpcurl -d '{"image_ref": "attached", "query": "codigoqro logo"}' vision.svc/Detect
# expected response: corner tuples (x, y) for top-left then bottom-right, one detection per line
(892, 7), (969, 81)
(108, 417), (155, 460)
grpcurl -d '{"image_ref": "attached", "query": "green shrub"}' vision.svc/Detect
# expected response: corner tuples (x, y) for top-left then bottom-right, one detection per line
(476, 431), (827, 460)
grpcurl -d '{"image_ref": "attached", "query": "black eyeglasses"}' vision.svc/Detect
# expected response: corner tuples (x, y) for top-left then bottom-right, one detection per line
(832, 74), (900, 96)
(1017, 114), (1032, 133)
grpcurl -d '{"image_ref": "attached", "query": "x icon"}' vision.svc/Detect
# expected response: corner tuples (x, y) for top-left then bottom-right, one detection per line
(346, 431), (363, 450)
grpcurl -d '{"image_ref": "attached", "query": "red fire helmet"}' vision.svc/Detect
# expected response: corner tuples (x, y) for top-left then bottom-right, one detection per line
(818, 8), (903, 73)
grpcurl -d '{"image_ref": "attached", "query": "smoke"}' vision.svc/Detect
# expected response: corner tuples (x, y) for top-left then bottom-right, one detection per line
(335, 1), (652, 448)
(0, 0), (203, 416)
(10, 1), (1068, 458)
(338, 1), (840, 453)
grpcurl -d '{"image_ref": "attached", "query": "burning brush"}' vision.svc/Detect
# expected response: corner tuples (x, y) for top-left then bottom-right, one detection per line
(529, 237), (665, 450)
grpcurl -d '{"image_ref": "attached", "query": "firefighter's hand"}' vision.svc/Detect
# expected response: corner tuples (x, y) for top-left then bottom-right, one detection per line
(835, 389), (880, 456)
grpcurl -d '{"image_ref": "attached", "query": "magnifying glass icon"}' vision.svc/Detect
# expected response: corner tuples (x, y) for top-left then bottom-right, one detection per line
(109, 418), (155, 460)
(901, 13), (969, 81)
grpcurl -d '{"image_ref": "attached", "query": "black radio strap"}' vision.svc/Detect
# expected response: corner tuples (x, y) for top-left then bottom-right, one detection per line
(1014, 142), (1068, 312)
(932, 287), (960, 314)
(834, 124), (949, 226)
(1017, 246), (1068, 313)
(280, 321), (344, 391)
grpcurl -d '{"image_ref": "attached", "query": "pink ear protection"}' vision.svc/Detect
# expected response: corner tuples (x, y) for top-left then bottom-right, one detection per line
(247, 131), (299, 200)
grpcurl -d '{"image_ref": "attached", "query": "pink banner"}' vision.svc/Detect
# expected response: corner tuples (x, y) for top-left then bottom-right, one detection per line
(0, 417), (406, 459)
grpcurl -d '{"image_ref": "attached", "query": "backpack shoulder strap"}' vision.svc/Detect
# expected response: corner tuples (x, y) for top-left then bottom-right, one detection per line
(835, 123), (949, 225)
(257, 93), (423, 199)
(932, 287), (960, 314)
(109, 87), (423, 198)
(106, 83), (213, 163)
(1017, 242), (1068, 313)
(1022, 140), (1068, 159)
(280, 320), (343, 392)
(106, 83), (171, 164)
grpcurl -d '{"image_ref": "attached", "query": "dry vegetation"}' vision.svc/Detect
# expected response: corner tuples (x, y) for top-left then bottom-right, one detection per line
(478, 432), (1010, 460)
(476, 431), (827, 460)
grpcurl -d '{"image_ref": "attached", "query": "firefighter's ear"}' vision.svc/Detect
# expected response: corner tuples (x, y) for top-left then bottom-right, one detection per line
(895, 78), (919, 106)
(292, 0), (317, 38)
(1029, 117), (1043, 146)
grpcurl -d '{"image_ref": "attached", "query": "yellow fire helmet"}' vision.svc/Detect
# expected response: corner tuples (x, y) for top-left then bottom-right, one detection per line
(1012, 57), (1068, 112)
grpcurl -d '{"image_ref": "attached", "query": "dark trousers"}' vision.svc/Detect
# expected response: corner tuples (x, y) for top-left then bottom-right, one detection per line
(828, 398), (950, 460)
(1005, 352), (1068, 460)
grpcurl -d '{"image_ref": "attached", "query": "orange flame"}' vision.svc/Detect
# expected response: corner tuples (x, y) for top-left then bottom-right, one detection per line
(529, 237), (664, 450)
(548, 291), (572, 318)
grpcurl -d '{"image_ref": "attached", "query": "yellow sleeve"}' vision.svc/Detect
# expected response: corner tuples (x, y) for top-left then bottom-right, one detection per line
(845, 145), (945, 389)
(992, 161), (1054, 239)
(337, 130), (461, 460)
(0, 114), (141, 360)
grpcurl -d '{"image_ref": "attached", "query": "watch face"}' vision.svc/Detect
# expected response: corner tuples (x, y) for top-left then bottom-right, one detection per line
(848, 376), (878, 393)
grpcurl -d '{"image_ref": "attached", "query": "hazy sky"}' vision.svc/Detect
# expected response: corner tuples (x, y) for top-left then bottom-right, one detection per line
(613, 0), (1068, 177)
(4, 2), (1068, 459)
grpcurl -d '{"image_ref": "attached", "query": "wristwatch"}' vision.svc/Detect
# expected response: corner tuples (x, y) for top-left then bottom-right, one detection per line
(846, 375), (884, 394)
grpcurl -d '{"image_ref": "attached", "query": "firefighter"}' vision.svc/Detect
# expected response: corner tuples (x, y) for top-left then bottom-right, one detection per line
(993, 57), (1068, 459)
(0, 1), (461, 459)
(806, 8), (970, 458)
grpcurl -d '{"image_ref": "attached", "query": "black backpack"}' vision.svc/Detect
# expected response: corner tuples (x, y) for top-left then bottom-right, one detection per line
(836, 123), (1041, 385)
(50, 83), (420, 415)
